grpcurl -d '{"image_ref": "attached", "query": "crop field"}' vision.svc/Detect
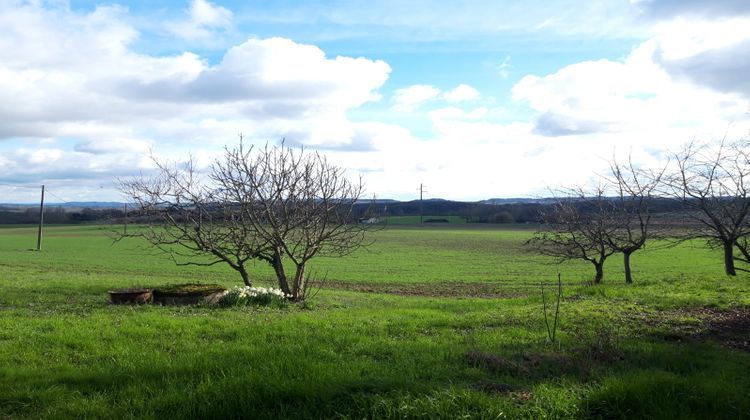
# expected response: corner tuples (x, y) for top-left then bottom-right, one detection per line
(1, 224), (749, 419)
(380, 215), (468, 225)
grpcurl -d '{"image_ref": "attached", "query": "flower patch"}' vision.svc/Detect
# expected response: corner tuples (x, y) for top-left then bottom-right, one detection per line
(218, 286), (291, 307)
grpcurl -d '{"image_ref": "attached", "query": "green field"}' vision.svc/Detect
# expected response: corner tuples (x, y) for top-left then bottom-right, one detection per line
(381, 215), (468, 224)
(1, 225), (749, 418)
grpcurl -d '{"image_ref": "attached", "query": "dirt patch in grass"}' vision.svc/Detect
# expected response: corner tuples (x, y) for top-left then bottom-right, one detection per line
(465, 350), (529, 376)
(693, 307), (750, 352)
(643, 306), (750, 352)
(322, 281), (528, 298)
(464, 349), (589, 381)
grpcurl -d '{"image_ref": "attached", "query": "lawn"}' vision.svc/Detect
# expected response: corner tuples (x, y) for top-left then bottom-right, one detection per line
(0, 224), (749, 418)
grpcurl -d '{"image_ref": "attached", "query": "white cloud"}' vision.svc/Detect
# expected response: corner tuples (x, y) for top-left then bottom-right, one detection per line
(654, 17), (750, 60)
(443, 84), (480, 102)
(633, 0), (750, 19)
(2, 1), (750, 203)
(166, 0), (234, 41)
(350, 11), (750, 201)
(391, 84), (441, 112)
(497, 56), (512, 79)
(0, 4), (391, 136)
(391, 83), (480, 111)
(651, 17), (750, 98)
(0, 2), (393, 200)
(511, 36), (749, 140)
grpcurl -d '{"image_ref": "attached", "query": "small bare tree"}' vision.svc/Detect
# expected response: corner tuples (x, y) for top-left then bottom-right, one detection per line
(212, 141), (372, 300)
(119, 139), (374, 300)
(603, 157), (666, 283)
(528, 189), (617, 284)
(662, 139), (750, 276)
(118, 158), (271, 286)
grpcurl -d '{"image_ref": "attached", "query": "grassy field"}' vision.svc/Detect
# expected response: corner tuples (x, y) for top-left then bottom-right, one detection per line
(0, 224), (749, 418)
(381, 215), (468, 224)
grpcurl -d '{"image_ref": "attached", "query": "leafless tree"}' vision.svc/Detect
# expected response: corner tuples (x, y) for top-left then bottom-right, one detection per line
(118, 157), (270, 286)
(211, 140), (373, 300)
(662, 139), (750, 275)
(603, 157), (666, 283)
(119, 139), (374, 300)
(528, 188), (617, 284)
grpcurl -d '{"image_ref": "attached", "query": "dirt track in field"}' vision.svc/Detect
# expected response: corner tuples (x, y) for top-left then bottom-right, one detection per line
(322, 281), (529, 298)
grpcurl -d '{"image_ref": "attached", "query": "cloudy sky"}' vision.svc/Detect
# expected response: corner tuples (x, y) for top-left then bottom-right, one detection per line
(1, 0), (749, 203)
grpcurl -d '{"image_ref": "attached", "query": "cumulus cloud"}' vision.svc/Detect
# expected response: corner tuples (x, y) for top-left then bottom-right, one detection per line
(0, 1), (393, 195)
(166, 0), (234, 40)
(123, 37), (391, 113)
(0, 4), (390, 130)
(391, 85), (441, 112)
(2, 1), (750, 203)
(532, 112), (609, 137)
(650, 17), (750, 98)
(392, 83), (481, 111)
(512, 37), (749, 139)
(0, 146), (151, 184)
(443, 84), (480, 102)
(660, 40), (750, 98)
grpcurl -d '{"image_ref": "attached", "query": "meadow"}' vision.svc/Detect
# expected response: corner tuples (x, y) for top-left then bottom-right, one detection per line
(0, 224), (749, 419)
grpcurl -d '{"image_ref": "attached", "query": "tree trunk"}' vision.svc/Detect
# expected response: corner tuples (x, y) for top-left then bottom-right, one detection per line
(623, 251), (633, 284)
(593, 262), (604, 284)
(238, 266), (252, 286)
(292, 263), (306, 301)
(723, 241), (737, 276)
(272, 249), (291, 295)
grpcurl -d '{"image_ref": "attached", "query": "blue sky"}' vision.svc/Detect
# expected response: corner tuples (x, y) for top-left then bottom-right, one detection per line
(0, 0), (749, 202)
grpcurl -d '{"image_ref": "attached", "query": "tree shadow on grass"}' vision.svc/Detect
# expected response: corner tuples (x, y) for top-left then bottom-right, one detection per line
(1, 324), (749, 419)
(464, 329), (750, 419)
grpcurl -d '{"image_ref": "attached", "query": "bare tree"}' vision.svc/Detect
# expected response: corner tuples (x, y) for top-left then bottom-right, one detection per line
(528, 189), (617, 284)
(662, 139), (750, 276)
(603, 157), (666, 283)
(118, 158), (270, 286)
(119, 139), (374, 300)
(211, 141), (372, 300)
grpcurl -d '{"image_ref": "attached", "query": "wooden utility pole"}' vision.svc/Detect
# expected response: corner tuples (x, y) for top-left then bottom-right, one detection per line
(123, 203), (128, 235)
(36, 184), (44, 251)
(418, 183), (426, 224)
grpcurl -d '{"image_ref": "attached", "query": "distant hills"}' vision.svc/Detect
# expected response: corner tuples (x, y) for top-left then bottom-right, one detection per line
(1, 198), (558, 209)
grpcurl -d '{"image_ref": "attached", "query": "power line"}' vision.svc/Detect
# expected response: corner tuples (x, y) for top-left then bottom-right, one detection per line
(44, 190), (71, 204)
(0, 182), (71, 203)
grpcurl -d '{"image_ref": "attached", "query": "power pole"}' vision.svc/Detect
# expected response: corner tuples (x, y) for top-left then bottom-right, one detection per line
(123, 203), (128, 235)
(36, 184), (45, 251)
(418, 183), (427, 224)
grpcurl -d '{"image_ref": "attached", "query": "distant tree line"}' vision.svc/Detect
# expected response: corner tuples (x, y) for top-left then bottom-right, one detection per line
(364, 200), (544, 223)
(0, 193), (696, 226)
(0, 206), (126, 225)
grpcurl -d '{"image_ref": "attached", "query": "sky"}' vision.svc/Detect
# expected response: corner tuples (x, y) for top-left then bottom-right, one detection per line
(0, 0), (749, 203)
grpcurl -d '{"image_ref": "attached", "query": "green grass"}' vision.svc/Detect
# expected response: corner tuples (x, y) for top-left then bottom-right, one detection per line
(0, 225), (749, 418)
